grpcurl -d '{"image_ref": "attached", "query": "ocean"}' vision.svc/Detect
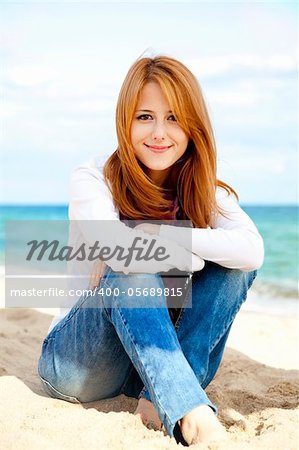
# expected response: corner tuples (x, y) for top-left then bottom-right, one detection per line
(0, 204), (298, 301)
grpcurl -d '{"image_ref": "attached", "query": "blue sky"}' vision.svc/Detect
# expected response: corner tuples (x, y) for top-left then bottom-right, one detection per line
(1, 1), (297, 205)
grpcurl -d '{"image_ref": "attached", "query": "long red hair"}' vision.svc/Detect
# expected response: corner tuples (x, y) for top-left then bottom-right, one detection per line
(103, 55), (238, 228)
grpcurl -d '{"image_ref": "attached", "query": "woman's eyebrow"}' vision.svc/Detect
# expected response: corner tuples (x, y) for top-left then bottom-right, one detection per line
(136, 109), (173, 113)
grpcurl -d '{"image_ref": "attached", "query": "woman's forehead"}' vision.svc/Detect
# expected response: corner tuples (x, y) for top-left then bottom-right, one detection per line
(136, 82), (172, 110)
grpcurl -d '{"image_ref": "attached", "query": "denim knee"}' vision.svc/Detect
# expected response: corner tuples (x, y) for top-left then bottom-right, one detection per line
(102, 268), (166, 309)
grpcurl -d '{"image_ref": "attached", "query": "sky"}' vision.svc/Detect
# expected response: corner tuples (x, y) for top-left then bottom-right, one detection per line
(0, 1), (297, 205)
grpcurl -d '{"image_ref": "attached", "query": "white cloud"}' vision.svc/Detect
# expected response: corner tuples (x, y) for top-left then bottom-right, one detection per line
(7, 64), (58, 87)
(0, 102), (26, 120)
(268, 54), (297, 71)
(221, 155), (286, 174)
(208, 91), (257, 106)
(217, 144), (295, 175)
(186, 53), (297, 77)
(75, 99), (116, 113)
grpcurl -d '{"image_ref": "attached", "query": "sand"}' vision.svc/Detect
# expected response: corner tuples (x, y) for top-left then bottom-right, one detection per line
(0, 306), (298, 450)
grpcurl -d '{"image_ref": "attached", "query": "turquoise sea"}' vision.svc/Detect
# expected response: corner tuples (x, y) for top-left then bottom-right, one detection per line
(0, 205), (298, 300)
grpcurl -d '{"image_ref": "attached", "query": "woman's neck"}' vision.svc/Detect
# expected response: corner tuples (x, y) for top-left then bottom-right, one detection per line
(146, 168), (171, 188)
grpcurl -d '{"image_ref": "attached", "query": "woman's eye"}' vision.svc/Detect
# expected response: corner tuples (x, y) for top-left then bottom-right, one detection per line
(136, 113), (177, 122)
(136, 114), (152, 120)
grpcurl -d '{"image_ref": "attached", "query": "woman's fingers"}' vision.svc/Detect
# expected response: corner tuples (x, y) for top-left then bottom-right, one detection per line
(89, 260), (107, 289)
(134, 223), (161, 235)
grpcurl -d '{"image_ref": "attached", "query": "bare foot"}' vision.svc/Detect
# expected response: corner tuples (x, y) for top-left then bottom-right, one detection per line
(134, 398), (163, 431)
(180, 404), (227, 445)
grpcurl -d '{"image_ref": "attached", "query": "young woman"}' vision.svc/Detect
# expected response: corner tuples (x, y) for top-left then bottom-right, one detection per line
(38, 56), (264, 446)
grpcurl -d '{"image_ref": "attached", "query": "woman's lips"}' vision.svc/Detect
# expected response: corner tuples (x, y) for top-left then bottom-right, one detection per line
(144, 144), (173, 153)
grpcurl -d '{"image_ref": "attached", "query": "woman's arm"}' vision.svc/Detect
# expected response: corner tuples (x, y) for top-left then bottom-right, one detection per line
(159, 187), (264, 272)
(68, 157), (204, 273)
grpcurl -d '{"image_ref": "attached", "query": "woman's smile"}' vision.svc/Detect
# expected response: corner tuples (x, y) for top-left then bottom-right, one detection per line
(144, 143), (173, 153)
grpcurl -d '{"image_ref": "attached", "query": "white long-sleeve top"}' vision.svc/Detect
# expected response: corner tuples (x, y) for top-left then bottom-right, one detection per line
(47, 153), (264, 333)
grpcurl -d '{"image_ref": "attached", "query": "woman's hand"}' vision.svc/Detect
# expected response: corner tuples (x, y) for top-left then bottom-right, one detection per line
(88, 224), (160, 289)
(134, 223), (161, 235)
(88, 259), (107, 290)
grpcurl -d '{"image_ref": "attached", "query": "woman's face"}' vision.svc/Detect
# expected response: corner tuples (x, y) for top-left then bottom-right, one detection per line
(131, 82), (189, 186)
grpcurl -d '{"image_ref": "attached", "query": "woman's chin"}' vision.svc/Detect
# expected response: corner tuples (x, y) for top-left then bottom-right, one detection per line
(140, 160), (174, 172)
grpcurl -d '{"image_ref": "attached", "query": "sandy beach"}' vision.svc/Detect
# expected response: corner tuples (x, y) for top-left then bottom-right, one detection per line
(0, 295), (298, 449)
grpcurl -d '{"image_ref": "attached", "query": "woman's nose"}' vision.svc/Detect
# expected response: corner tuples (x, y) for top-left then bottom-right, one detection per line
(151, 121), (167, 141)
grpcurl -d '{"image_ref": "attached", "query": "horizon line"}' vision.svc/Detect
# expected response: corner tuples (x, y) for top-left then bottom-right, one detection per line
(0, 203), (298, 208)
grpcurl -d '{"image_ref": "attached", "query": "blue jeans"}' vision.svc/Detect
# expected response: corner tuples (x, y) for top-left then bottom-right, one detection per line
(38, 261), (257, 438)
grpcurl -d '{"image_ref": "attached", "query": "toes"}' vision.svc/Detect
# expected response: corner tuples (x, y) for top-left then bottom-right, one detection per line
(134, 400), (163, 431)
(145, 420), (159, 431)
(135, 413), (163, 431)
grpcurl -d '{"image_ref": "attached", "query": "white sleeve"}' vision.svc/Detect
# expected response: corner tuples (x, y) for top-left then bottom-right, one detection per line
(68, 159), (205, 273)
(159, 187), (264, 272)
